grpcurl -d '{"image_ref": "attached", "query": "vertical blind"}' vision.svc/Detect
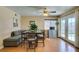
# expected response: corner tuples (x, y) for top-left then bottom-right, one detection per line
(61, 19), (65, 38)
(68, 17), (75, 41)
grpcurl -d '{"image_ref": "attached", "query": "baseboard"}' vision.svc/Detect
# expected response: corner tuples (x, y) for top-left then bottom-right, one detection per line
(57, 37), (61, 38)
(0, 45), (4, 49)
(59, 37), (79, 49)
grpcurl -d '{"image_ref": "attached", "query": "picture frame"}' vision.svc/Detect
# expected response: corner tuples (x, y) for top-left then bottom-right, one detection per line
(13, 18), (18, 27)
(13, 13), (18, 27)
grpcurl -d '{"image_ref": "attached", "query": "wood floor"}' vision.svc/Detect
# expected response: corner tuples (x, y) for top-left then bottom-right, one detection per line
(0, 38), (79, 52)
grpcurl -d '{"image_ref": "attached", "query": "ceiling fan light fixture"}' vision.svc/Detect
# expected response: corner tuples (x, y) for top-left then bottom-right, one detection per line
(43, 8), (48, 16)
(43, 13), (48, 16)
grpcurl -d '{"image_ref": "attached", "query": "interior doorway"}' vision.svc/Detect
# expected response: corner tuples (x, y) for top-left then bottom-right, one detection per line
(44, 19), (58, 39)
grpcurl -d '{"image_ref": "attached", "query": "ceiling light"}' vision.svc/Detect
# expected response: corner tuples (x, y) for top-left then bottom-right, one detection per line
(43, 13), (48, 16)
(43, 8), (48, 16)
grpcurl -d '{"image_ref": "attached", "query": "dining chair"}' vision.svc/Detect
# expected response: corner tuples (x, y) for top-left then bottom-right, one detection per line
(21, 31), (27, 47)
(26, 33), (38, 51)
(37, 30), (45, 47)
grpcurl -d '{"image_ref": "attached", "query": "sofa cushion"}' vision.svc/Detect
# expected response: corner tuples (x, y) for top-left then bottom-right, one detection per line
(11, 31), (21, 37)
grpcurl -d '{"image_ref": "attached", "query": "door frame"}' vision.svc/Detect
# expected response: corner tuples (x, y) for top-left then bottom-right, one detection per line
(44, 19), (58, 38)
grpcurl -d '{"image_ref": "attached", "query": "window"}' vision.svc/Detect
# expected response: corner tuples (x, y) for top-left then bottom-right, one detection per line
(44, 20), (50, 30)
(44, 20), (56, 30)
(68, 17), (75, 41)
(61, 19), (65, 38)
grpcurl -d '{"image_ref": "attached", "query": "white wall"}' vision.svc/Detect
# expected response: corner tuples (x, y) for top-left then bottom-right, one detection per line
(0, 7), (21, 49)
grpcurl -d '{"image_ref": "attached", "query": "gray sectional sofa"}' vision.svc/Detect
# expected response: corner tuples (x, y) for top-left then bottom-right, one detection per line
(3, 30), (24, 47)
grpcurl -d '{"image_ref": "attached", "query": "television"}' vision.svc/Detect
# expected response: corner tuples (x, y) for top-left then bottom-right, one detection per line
(50, 27), (55, 30)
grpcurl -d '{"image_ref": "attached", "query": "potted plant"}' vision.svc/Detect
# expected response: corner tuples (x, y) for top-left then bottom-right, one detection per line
(30, 23), (38, 32)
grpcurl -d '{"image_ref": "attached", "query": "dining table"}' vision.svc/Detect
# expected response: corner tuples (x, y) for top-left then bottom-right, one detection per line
(21, 30), (43, 51)
(22, 30), (43, 34)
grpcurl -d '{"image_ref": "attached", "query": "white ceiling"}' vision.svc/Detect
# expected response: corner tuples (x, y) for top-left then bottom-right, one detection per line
(6, 6), (74, 16)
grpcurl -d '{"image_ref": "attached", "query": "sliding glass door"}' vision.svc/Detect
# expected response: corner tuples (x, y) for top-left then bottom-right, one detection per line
(68, 17), (76, 42)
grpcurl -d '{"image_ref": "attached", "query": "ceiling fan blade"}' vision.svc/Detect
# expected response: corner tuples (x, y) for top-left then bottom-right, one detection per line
(49, 11), (56, 13)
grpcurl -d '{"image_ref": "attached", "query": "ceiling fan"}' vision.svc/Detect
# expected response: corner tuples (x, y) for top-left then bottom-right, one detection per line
(40, 8), (56, 16)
